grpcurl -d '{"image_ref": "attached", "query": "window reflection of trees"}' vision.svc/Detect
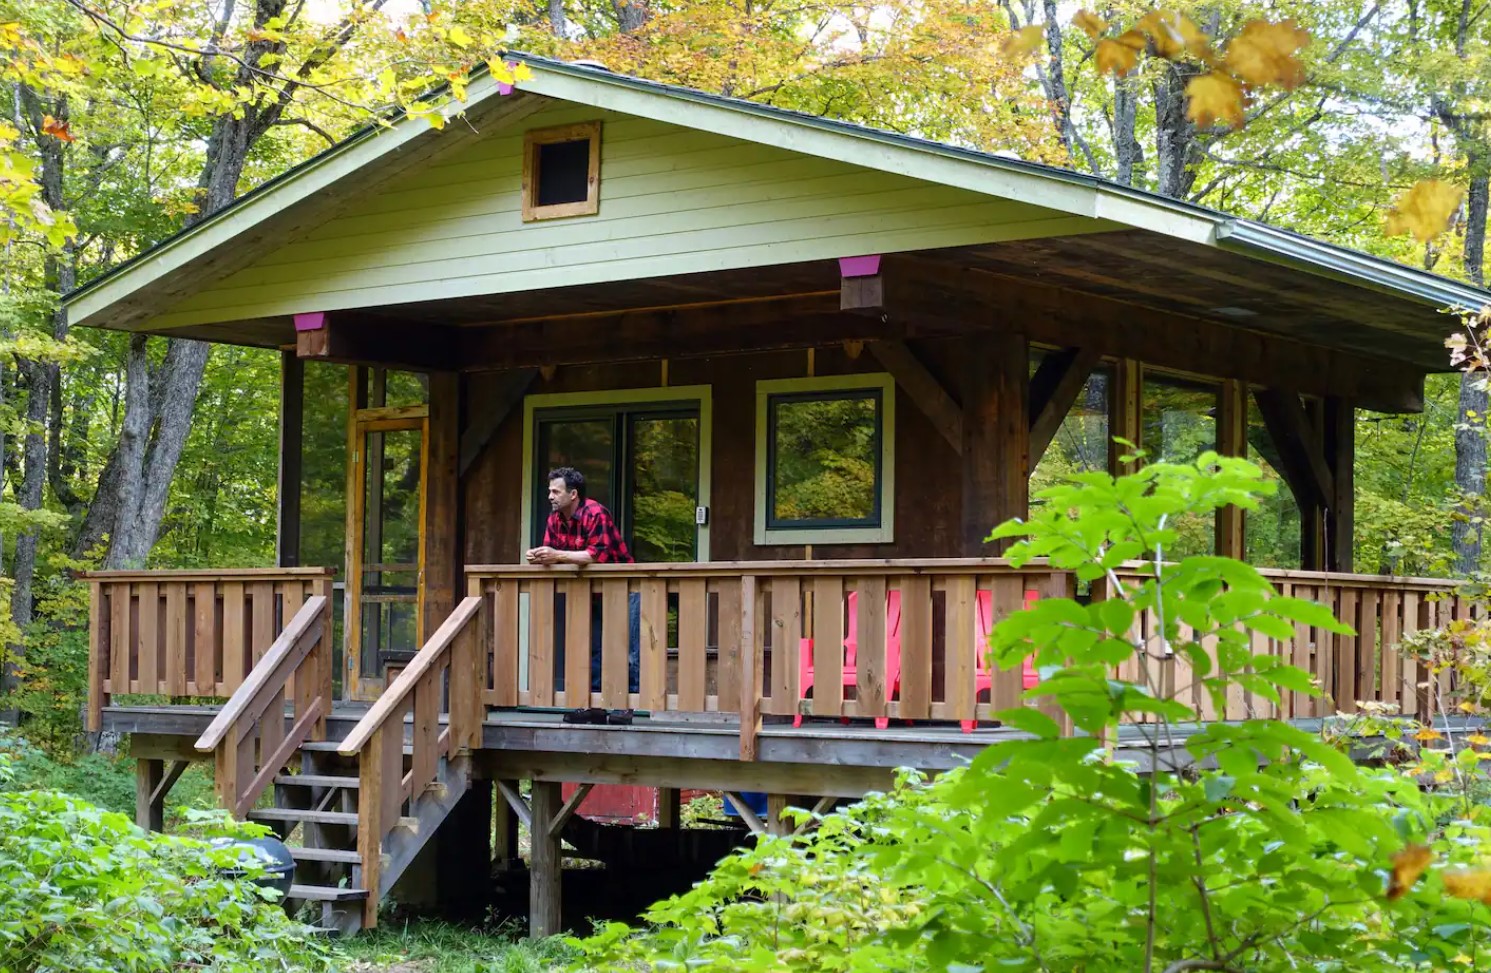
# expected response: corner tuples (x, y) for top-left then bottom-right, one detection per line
(1143, 376), (1218, 559)
(770, 394), (879, 525)
(1031, 369), (1110, 498)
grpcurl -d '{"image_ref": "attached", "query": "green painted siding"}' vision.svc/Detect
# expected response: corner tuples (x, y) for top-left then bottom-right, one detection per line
(150, 104), (1106, 329)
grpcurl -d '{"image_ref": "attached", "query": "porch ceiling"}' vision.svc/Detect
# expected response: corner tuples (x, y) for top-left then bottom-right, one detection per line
(169, 228), (1455, 375)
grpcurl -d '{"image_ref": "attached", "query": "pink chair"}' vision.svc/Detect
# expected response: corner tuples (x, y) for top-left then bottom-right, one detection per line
(963, 589), (1041, 732)
(796, 590), (903, 729)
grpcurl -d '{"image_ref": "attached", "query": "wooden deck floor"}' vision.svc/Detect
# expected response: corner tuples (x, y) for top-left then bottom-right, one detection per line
(105, 702), (1248, 798)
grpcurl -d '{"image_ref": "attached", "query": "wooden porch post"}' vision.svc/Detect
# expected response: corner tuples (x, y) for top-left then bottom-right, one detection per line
(1325, 396), (1355, 573)
(494, 778), (520, 871)
(424, 372), (461, 639)
(1109, 359), (1142, 476)
(530, 780), (563, 938)
(962, 332), (1029, 555)
(278, 352), (304, 568)
(1216, 379), (1248, 559)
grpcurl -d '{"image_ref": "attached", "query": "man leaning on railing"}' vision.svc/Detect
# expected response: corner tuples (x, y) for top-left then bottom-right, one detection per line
(525, 466), (641, 724)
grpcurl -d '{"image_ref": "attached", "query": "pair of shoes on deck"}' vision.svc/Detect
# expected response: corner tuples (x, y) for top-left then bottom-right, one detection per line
(562, 707), (634, 726)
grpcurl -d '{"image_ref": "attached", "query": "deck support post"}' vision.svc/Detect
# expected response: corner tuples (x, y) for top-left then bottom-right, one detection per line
(529, 780), (563, 938)
(962, 331), (1029, 555)
(657, 787), (681, 829)
(135, 758), (165, 832)
(766, 794), (793, 837)
(494, 779), (520, 871)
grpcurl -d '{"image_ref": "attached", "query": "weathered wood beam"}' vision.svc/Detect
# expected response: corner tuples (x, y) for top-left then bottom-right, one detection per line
(869, 340), (962, 454)
(459, 368), (536, 476)
(1253, 388), (1334, 508)
(883, 255), (1424, 414)
(495, 778), (533, 829)
(457, 296), (917, 371)
(545, 782), (594, 839)
(723, 791), (766, 835)
(962, 332), (1029, 555)
(296, 312), (459, 372)
(1029, 346), (1099, 465)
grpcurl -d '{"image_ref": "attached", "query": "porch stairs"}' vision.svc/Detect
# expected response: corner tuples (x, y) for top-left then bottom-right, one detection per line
(246, 740), (473, 934)
(195, 595), (487, 934)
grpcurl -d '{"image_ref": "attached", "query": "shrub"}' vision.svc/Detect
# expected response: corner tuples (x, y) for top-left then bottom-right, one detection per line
(0, 748), (332, 973)
(573, 455), (1491, 972)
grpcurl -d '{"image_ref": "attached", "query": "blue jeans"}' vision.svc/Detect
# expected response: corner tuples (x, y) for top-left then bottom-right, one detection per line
(553, 591), (641, 696)
(591, 592), (641, 694)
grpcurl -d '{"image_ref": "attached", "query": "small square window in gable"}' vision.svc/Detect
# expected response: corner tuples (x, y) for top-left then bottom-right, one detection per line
(522, 121), (601, 221)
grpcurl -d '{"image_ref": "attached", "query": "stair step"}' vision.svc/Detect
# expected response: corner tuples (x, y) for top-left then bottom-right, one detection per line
(297, 741), (352, 753)
(289, 846), (362, 864)
(250, 808), (359, 826)
(288, 884), (368, 903)
(274, 774), (361, 789)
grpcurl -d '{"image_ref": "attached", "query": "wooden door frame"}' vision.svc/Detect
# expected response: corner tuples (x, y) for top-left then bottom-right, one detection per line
(344, 367), (431, 702)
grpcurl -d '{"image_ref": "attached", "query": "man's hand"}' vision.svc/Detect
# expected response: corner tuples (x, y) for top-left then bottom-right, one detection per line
(526, 546), (564, 565)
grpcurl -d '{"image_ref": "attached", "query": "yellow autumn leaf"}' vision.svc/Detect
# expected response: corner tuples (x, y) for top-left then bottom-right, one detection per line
(1225, 18), (1310, 89)
(1384, 180), (1463, 243)
(997, 25), (1045, 59)
(448, 24), (473, 48)
(1185, 72), (1246, 129)
(1073, 10), (1109, 40)
(1414, 726), (1445, 741)
(1136, 11), (1209, 60)
(1387, 844), (1433, 900)
(1096, 34), (1143, 77)
(1444, 868), (1491, 904)
(1467, 733), (1491, 746)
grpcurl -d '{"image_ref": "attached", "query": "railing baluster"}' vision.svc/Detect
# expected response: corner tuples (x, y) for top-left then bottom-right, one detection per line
(639, 579), (668, 712)
(767, 576), (801, 717)
(563, 577), (591, 709)
(678, 579), (707, 711)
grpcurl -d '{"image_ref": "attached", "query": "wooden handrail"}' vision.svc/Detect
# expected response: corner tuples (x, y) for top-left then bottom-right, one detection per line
(467, 559), (1465, 590)
(194, 596), (327, 752)
(339, 596), (484, 756)
(188, 594), (333, 818)
(82, 567), (336, 581)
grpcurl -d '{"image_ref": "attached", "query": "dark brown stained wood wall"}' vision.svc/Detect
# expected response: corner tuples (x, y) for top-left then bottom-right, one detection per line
(461, 342), (966, 566)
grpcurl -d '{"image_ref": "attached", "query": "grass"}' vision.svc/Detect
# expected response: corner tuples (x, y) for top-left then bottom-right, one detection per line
(333, 918), (576, 973)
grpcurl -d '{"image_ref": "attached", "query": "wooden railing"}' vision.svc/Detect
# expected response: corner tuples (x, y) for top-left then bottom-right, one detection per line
(84, 567), (336, 731)
(192, 596), (334, 817)
(1102, 566), (1472, 722)
(466, 561), (1071, 744)
(337, 595), (485, 924)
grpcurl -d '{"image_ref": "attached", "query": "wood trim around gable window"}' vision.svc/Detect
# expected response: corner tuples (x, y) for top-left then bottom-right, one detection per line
(521, 121), (602, 222)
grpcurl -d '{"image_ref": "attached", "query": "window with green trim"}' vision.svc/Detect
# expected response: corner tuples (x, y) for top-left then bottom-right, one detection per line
(755, 374), (895, 545)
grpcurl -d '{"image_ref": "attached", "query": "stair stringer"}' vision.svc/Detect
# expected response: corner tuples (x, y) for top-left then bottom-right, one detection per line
(374, 754), (473, 905)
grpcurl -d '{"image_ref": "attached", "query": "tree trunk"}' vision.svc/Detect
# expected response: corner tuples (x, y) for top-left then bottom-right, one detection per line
(548, 0), (566, 34)
(1452, 170), (1489, 574)
(1113, 76), (1143, 186)
(611, 0), (648, 32)
(1152, 63), (1201, 199)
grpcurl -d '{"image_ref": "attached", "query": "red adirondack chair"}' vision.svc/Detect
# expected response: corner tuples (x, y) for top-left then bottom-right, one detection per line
(795, 589), (903, 729)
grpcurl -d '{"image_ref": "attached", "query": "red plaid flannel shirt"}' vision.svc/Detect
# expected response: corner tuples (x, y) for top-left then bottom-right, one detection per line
(543, 498), (634, 564)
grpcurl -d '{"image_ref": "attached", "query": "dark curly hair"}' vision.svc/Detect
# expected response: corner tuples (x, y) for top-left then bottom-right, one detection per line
(546, 466), (586, 499)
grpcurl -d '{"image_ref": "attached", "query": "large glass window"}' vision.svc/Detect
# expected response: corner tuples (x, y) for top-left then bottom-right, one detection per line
(754, 374), (895, 545)
(1143, 374), (1218, 558)
(531, 403), (700, 562)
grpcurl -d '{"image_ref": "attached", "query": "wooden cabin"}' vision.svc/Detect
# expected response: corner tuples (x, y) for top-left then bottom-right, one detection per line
(66, 54), (1491, 934)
